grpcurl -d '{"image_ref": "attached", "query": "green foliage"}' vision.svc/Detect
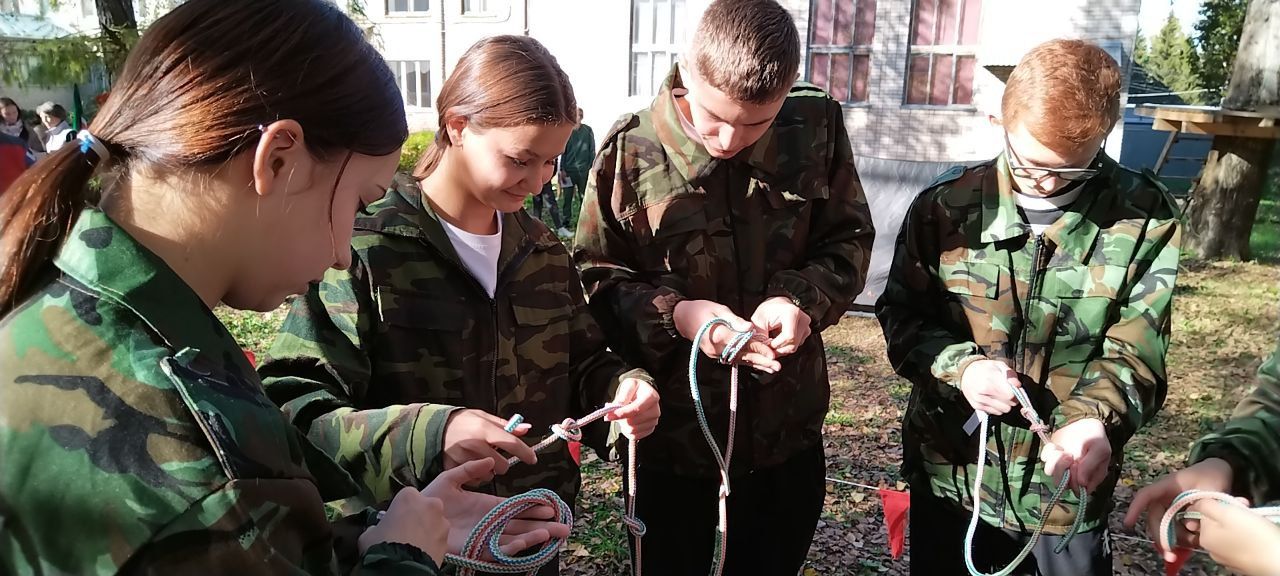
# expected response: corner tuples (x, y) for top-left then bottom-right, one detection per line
(1138, 11), (1204, 104)
(1250, 148), (1280, 262)
(399, 131), (435, 174)
(1133, 28), (1149, 67)
(0, 36), (101, 88)
(1193, 0), (1248, 103)
(1, 0), (139, 89)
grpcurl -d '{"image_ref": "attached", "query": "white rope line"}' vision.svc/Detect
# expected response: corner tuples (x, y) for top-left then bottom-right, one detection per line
(822, 476), (1193, 553)
(825, 476), (888, 492)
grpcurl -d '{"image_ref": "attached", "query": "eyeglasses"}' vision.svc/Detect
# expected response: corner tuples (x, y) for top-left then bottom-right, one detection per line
(1004, 133), (1100, 182)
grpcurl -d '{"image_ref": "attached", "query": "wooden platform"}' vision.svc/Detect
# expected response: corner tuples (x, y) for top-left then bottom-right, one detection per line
(1135, 104), (1280, 139)
(1135, 104), (1280, 175)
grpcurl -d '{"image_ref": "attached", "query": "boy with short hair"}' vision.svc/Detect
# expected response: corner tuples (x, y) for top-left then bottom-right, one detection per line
(574, 0), (874, 573)
(877, 39), (1182, 575)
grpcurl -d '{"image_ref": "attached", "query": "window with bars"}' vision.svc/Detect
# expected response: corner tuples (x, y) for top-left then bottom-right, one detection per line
(386, 0), (429, 15)
(904, 0), (981, 107)
(629, 0), (688, 98)
(389, 60), (431, 108)
(463, 0), (490, 14)
(807, 0), (876, 104)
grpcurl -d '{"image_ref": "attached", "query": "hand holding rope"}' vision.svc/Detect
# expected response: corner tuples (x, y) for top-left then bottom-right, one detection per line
(964, 382), (1088, 576)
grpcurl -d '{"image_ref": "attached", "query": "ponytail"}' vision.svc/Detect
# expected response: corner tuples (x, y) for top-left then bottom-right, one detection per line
(412, 129), (450, 179)
(0, 136), (111, 315)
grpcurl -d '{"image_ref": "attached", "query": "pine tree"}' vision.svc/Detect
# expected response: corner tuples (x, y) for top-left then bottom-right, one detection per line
(1140, 11), (1204, 104)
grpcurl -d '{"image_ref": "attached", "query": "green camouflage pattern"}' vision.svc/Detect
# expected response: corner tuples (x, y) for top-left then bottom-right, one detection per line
(877, 155), (1182, 534)
(561, 123), (596, 174)
(0, 209), (439, 575)
(1191, 334), (1280, 505)
(260, 182), (648, 513)
(573, 64), (874, 478)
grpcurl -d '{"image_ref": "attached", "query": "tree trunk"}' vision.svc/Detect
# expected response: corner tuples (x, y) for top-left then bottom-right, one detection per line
(95, 0), (138, 78)
(1185, 0), (1279, 260)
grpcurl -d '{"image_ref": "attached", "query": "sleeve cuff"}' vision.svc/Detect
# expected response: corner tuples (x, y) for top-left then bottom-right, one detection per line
(1190, 442), (1256, 498)
(410, 404), (461, 483)
(952, 355), (988, 389)
(360, 542), (441, 574)
(1054, 397), (1126, 442)
(657, 293), (687, 339)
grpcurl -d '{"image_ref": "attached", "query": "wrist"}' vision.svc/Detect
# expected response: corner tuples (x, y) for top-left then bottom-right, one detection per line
(954, 354), (988, 389)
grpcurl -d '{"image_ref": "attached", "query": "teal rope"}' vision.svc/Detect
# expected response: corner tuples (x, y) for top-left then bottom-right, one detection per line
(447, 488), (573, 576)
(963, 382), (1087, 576)
(1159, 489), (1280, 566)
(688, 318), (756, 576)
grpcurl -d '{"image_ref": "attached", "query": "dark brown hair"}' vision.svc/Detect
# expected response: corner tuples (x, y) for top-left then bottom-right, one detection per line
(690, 0), (801, 104)
(414, 35), (576, 178)
(0, 0), (407, 314)
(1002, 39), (1122, 153)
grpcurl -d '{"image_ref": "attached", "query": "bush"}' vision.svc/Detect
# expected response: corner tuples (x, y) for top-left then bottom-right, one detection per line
(399, 131), (435, 174)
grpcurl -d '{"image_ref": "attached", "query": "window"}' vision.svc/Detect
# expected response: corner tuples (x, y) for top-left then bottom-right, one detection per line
(904, 0), (981, 106)
(389, 60), (431, 108)
(462, 0), (489, 14)
(0, 0), (18, 12)
(386, 0), (429, 15)
(629, 0), (687, 98)
(81, 0), (95, 17)
(808, 0), (875, 104)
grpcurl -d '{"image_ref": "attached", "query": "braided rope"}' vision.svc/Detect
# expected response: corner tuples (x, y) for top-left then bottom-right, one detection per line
(377, 404), (644, 576)
(688, 318), (757, 576)
(964, 383), (1087, 576)
(1158, 489), (1280, 571)
(448, 488), (573, 576)
(504, 403), (647, 576)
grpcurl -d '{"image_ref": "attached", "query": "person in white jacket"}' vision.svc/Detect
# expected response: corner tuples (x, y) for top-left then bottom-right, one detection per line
(36, 102), (74, 154)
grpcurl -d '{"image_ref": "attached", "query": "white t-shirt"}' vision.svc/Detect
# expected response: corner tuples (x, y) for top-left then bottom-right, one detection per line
(439, 213), (503, 298)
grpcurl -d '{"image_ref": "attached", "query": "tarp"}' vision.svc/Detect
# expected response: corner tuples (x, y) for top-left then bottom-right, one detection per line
(852, 155), (981, 310)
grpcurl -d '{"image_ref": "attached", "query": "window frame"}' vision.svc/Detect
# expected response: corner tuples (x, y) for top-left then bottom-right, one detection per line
(805, 0), (877, 106)
(387, 59), (432, 108)
(628, 0), (688, 98)
(385, 0), (430, 17)
(902, 0), (981, 109)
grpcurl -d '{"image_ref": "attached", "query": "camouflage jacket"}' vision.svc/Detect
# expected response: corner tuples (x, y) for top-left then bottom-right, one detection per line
(260, 182), (648, 512)
(561, 124), (596, 174)
(1191, 334), (1280, 505)
(573, 64), (874, 478)
(877, 154), (1181, 533)
(0, 209), (439, 575)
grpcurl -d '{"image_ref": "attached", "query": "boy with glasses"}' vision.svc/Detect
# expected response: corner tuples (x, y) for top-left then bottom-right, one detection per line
(877, 39), (1182, 575)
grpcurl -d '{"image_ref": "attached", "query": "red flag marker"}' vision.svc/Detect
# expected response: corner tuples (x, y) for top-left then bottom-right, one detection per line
(569, 441), (582, 466)
(1164, 547), (1192, 576)
(879, 488), (910, 559)
(243, 349), (257, 367)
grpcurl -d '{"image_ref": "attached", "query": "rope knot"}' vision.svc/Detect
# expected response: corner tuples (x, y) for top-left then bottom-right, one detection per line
(717, 326), (756, 365)
(622, 515), (648, 537)
(550, 418), (583, 443)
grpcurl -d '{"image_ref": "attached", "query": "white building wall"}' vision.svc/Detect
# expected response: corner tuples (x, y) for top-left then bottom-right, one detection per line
(363, 0), (1140, 162)
(798, 0), (1141, 163)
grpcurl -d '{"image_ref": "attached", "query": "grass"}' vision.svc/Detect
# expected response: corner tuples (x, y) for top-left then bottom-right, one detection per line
(1250, 153), (1279, 262)
(215, 241), (1280, 576)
